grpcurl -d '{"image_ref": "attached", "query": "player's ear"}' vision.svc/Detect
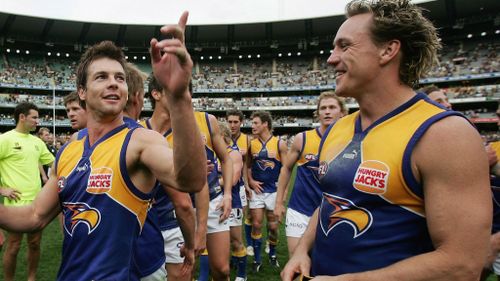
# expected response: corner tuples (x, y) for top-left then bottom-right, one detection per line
(379, 39), (400, 66)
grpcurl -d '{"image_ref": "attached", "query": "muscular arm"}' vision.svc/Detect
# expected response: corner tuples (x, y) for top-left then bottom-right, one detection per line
(228, 150), (243, 186)
(194, 184), (209, 255)
(319, 116), (492, 281)
(246, 141), (263, 192)
(0, 166), (61, 232)
(164, 185), (196, 249)
(275, 133), (302, 221)
(209, 115), (233, 201)
(148, 11), (206, 193)
(135, 129), (205, 193)
(209, 115), (233, 220)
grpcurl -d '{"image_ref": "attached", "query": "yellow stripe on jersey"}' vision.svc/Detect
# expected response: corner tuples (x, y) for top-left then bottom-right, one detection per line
(321, 99), (447, 216)
(297, 129), (321, 166)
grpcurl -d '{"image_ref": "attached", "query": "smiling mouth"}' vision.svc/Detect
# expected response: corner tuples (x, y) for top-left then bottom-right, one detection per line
(335, 71), (345, 78)
(103, 95), (120, 100)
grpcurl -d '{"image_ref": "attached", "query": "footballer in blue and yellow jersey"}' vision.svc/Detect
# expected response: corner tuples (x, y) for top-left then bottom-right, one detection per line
(158, 111), (222, 200)
(125, 117), (166, 280)
(250, 136), (283, 193)
(227, 145), (245, 209)
(287, 128), (323, 217)
(232, 132), (249, 157)
(138, 118), (179, 231)
(56, 123), (152, 280)
(312, 93), (462, 276)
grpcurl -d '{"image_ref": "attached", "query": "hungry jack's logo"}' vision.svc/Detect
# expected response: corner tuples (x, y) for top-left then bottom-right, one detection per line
(87, 167), (113, 194)
(63, 202), (101, 236)
(352, 160), (389, 194)
(319, 193), (372, 238)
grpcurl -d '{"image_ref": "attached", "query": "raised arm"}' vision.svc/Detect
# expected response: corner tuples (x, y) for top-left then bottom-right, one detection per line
(275, 133), (302, 223)
(132, 128), (204, 193)
(149, 11), (206, 192)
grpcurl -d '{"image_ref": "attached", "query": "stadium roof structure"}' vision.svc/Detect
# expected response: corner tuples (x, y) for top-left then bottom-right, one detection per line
(0, 0), (436, 25)
(0, 0), (498, 52)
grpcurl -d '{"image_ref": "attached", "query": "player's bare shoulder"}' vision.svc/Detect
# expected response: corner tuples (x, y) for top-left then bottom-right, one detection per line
(127, 127), (169, 157)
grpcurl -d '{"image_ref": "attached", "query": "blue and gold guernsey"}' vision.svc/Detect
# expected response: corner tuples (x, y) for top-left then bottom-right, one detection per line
(159, 112), (222, 201)
(250, 135), (282, 193)
(312, 93), (462, 276)
(228, 145), (244, 208)
(123, 117), (166, 280)
(287, 128), (323, 217)
(232, 132), (249, 156)
(139, 118), (179, 231)
(56, 123), (152, 281)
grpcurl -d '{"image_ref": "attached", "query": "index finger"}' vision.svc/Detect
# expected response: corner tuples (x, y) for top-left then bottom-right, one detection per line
(160, 11), (189, 41)
(177, 11), (189, 30)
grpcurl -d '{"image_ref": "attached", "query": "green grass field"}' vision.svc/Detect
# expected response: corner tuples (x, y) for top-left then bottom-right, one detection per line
(0, 165), (498, 281)
(0, 218), (289, 281)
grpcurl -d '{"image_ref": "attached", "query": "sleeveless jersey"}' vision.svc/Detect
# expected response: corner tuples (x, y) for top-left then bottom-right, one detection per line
(139, 118), (179, 231)
(56, 124), (151, 281)
(76, 128), (88, 140)
(232, 132), (249, 156)
(287, 128), (323, 216)
(227, 145), (244, 208)
(161, 112), (222, 200)
(250, 135), (282, 193)
(122, 117), (166, 279)
(312, 93), (461, 276)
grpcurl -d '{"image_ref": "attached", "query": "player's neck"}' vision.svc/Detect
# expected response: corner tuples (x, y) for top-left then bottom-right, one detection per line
(150, 110), (171, 135)
(356, 84), (415, 130)
(258, 131), (272, 142)
(86, 114), (124, 146)
(232, 131), (241, 140)
(318, 125), (328, 136)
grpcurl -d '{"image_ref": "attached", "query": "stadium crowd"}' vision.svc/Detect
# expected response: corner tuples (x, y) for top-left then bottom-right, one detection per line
(0, 1), (498, 281)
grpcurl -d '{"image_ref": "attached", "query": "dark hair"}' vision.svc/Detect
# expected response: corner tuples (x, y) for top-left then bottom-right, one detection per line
(226, 109), (244, 122)
(14, 102), (38, 124)
(418, 84), (441, 95)
(76, 41), (127, 90)
(146, 73), (163, 108)
(346, 0), (441, 87)
(63, 91), (86, 109)
(251, 111), (273, 131)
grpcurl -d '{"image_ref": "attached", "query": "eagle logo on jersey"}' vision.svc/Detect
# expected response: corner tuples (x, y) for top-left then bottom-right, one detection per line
(256, 160), (275, 171)
(63, 202), (101, 236)
(319, 193), (372, 238)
